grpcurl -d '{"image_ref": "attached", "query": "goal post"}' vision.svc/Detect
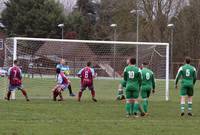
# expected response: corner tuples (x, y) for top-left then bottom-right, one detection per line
(4, 37), (170, 101)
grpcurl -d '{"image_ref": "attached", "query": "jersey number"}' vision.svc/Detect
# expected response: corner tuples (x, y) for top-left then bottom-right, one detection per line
(146, 73), (150, 80)
(85, 71), (89, 78)
(128, 71), (135, 79)
(186, 69), (190, 77)
(13, 70), (17, 78)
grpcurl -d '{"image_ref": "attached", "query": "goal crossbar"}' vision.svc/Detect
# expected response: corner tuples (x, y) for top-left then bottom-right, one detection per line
(13, 37), (169, 46)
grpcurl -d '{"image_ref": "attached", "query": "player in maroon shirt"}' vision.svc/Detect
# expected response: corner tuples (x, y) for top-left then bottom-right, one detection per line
(52, 68), (70, 101)
(77, 62), (97, 102)
(5, 60), (29, 101)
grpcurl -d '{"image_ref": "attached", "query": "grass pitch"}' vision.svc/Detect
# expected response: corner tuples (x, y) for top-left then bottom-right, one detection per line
(0, 78), (200, 135)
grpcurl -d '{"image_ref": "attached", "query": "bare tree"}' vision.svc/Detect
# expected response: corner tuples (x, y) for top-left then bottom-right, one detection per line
(174, 0), (200, 59)
(139, 0), (187, 42)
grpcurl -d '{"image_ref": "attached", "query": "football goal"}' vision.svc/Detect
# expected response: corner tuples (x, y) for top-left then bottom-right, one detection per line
(3, 37), (169, 101)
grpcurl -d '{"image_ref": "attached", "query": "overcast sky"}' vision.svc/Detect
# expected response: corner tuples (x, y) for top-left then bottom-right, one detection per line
(58, 0), (77, 13)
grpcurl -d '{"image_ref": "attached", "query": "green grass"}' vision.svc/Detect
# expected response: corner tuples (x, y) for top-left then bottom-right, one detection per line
(0, 78), (200, 135)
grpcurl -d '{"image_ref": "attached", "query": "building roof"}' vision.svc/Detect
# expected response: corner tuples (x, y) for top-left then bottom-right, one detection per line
(35, 41), (96, 61)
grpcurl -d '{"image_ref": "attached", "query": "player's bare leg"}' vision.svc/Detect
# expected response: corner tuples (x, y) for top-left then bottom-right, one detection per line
(68, 81), (75, 97)
(57, 88), (64, 101)
(180, 96), (186, 116)
(58, 93), (64, 101)
(78, 90), (83, 102)
(53, 89), (59, 101)
(5, 91), (12, 100)
(52, 85), (59, 101)
(20, 88), (30, 101)
(188, 96), (193, 116)
(91, 89), (97, 102)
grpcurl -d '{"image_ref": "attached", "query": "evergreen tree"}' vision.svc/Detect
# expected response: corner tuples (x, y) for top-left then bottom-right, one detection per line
(2, 0), (66, 38)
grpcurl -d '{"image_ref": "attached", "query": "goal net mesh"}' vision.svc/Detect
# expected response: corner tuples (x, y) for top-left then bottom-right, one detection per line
(2, 38), (169, 101)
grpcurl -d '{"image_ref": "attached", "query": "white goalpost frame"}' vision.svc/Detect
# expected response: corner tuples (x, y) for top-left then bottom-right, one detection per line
(11, 38), (17, 99)
(10, 37), (170, 101)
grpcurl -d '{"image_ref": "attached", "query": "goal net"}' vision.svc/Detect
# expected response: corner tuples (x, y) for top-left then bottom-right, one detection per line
(2, 37), (169, 101)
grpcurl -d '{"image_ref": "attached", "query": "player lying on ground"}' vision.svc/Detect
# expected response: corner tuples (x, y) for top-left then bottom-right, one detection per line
(56, 59), (75, 97)
(175, 57), (197, 116)
(140, 62), (155, 115)
(5, 60), (29, 101)
(52, 68), (69, 101)
(116, 80), (126, 100)
(123, 58), (142, 117)
(116, 58), (130, 100)
(77, 62), (97, 102)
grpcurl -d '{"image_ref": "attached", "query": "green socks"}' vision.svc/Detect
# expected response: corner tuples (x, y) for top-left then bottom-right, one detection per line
(188, 102), (192, 113)
(126, 103), (131, 115)
(126, 101), (141, 115)
(142, 99), (149, 113)
(180, 101), (192, 114)
(133, 103), (139, 114)
(181, 103), (185, 113)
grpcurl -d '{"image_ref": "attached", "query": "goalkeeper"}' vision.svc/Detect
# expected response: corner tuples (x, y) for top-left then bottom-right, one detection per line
(56, 59), (75, 97)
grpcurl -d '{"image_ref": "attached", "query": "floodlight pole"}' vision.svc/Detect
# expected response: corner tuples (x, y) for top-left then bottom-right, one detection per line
(130, 9), (142, 66)
(167, 23), (175, 79)
(110, 24), (117, 79)
(136, 10), (139, 66)
(58, 23), (64, 39)
(58, 23), (64, 58)
(61, 28), (64, 40)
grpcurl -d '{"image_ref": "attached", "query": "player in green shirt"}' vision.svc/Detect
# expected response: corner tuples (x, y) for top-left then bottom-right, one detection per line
(140, 62), (155, 115)
(175, 57), (197, 116)
(123, 58), (142, 117)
